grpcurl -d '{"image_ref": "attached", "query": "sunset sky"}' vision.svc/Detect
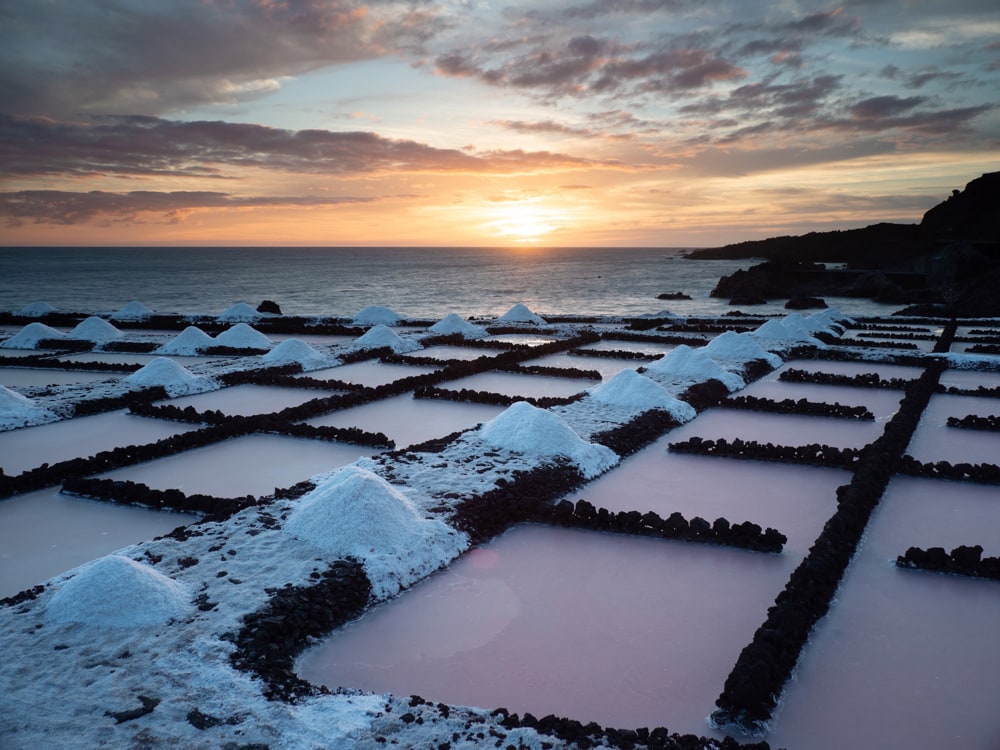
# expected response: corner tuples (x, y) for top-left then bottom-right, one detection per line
(2, 0), (998, 247)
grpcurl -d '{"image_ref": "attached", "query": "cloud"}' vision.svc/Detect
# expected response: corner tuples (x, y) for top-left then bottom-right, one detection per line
(0, 114), (614, 178)
(0, 190), (378, 226)
(0, 0), (440, 117)
(850, 95), (927, 120)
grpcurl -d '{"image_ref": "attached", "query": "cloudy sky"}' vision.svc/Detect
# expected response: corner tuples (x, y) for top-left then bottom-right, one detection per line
(2, 0), (998, 247)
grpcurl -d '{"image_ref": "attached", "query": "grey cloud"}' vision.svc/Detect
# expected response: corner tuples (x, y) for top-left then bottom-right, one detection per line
(851, 95), (927, 120)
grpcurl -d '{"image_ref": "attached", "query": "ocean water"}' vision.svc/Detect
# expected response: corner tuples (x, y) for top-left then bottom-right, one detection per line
(0, 246), (902, 319)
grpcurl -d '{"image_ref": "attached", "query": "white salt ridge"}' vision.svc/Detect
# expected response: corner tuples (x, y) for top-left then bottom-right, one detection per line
(497, 303), (546, 325)
(810, 306), (855, 326)
(155, 326), (215, 355)
(0, 322), (66, 349)
(645, 344), (745, 392)
(262, 338), (329, 368)
(285, 467), (466, 598)
(68, 316), (123, 342)
(587, 369), (697, 423)
(217, 302), (260, 322)
(124, 357), (213, 396)
(353, 324), (421, 353)
(477, 401), (619, 477)
(427, 313), (488, 339)
(16, 300), (57, 317)
(701, 330), (782, 369)
(213, 323), (273, 350)
(0, 384), (57, 430)
(752, 318), (823, 345)
(44, 554), (190, 628)
(352, 305), (403, 326)
(110, 300), (154, 321)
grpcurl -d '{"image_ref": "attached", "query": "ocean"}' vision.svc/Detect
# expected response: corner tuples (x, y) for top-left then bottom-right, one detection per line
(0, 246), (901, 319)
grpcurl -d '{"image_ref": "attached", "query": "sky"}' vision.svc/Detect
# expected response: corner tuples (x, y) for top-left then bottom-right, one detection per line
(1, 0), (998, 247)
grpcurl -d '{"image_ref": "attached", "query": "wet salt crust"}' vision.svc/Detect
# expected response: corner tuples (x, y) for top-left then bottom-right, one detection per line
(2, 303), (999, 749)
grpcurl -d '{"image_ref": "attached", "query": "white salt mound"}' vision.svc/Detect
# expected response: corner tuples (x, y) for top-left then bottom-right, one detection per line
(262, 338), (328, 367)
(352, 305), (402, 326)
(702, 331), (782, 368)
(0, 384), (56, 428)
(784, 312), (831, 335)
(45, 555), (190, 628)
(217, 302), (260, 322)
(124, 357), (210, 396)
(752, 318), (812, 343)
(16, 300), (57, 317)
(155, 326), (215, 355)
(111, 300), (154, 321)
(427, 313), (488, 339)
(810, 306), (854, 326)
(69, 316), (123, 341)
(478, 401), (619, 477)
(645, 344), (745, 392)
(213, 323), (273, 350)
(0, 322), (66, 349)
(353, 324), (421, 353)
(588, 369), (697, 422)
(497, 303), (546, 325)
(285, 467), (465, 596)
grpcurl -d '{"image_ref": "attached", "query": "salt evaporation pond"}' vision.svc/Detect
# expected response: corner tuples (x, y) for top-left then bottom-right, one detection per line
(737, 377), (904, 421)
(684, 405), (883, 450)
(486, 334), (560, 346)
(299, 361), (439, 387)
(401, 345), (489, 361)
(101, 434), (375, 497)
(158, 383), (322, 416)
(938, 368), (1000, 390)
(57, 351), (222, 366)
(581, 340), (679, 356)
(0, 487), (198, 598)
(527, 352), (638, 380)
(572, 433), (849, 555)
(768, 476), (1000, 750)
(441, 371), (598, 399)
(305, 394), (504, 450)
(0, 368), (122, 388)
(0, 410), (198, 476)
(299, 523), (793, 735)
(904, 393), (1000, 465)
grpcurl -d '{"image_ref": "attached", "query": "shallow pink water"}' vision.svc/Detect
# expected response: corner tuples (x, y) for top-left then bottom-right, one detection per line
(161, 383), (322, 416)
(299, 524), (793, 734)
(298, 361), (438, 387)
(441, 371), (598, 399)
(905, 393), (1000, 465)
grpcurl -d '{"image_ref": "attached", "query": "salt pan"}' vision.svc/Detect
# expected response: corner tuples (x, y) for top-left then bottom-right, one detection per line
(44, 554), (190, 628)
(477, 401), (619, 477)
(155, 325), (215, 355)
(213, 323), (273, 350)
(68, 316), (123, 342)
(587, 369), (696, 422)
(427, 313), (488, 339)
(353, 325), (421, 354)
(497, 303), (546, 325)
(0, 322), (66, 349)
(352, 305), (403, 326)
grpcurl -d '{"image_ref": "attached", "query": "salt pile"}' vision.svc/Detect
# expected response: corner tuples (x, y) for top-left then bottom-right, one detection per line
(587, 369), (697, 422)
(124, 357), (212, 396)
(352, 305), (403, 326)
(213, 323), (273, 350)
(645, 344), (745, 392)
(155, 325), (215, 355)
(353, 324), (421, 354)
(427, 313), (488, 339)
(44, 555), (190, 628)
(497, 303), (546, 325)
(110, 300), (154, 321)
(262, 338), (329, 368)
(16, 300), (57, 317)
(701, 331), (782, 369)
(285, 466), (466, 597)
(0, 322), (66, 349)
(68, 316), (123, 342)
(217, 302), (260, 322)
(477, 401), (619, 478)
(0, 384), (57, 429)
(752, 318), (823, 346)
(810, 306), (854, 326)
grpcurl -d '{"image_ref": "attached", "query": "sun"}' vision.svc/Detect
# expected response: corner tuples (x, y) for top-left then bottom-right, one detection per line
(486, 203), (558, 243)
